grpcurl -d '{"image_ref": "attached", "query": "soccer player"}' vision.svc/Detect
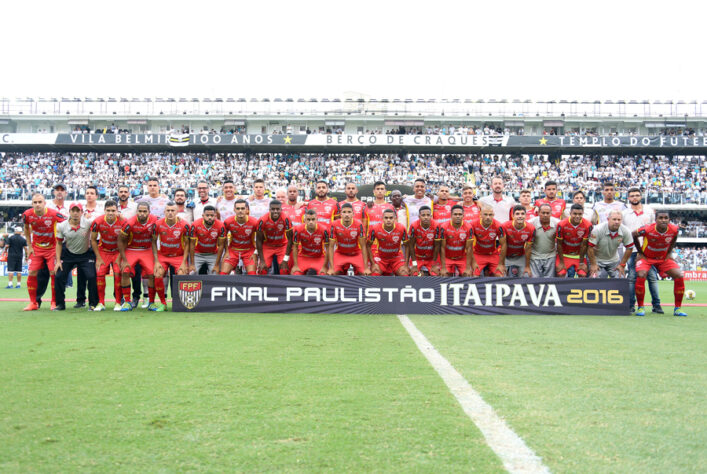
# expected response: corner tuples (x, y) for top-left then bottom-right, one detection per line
(432, 185), (456, 225)
(343, 182), (368, 223)
(632, 211), (686, 317)
(221, 199), (259, 275)
(404, 178), (433, 225)
(174, 188), (194, 223)
(137, 178), (169, 218)
(281, 184), (306, 225)
(117, 185), (137, 219)
(469, 205), (506, 276)
(502, 205), (535, 277)
(248, 178), (272, 219)
(518, 189), (538, 221)
(529, 204), (559, 277)
(152, 202), (191, 311)
(215, 180), (239, 221)
(193, 181), (217, 221)
(622, 187), (661, 313)
(439, 205), (473, 277)
(91, 200), (127, 311)
(556, 203), (593, 277)
(565, 190), (598, 225)
(22, 194), (66, 311)
(327, 203), (368, 275)
(408, 205), (441, 276)
(83, 185), (104, 222)
(367, 209), (410, 276)
(390, 190), (410, 230)
(593, 182), (627, 223)
(305, 180), (339, 229)
(367, 181), (394, 229)
(189, 205), (226, 274)
(588, 210), (633, 278)
(461, 185), (481, 225)
(479, 177), (516, 224)
(534, 181), (565, 219)
(117, 202), (158, 311)
(256, 200), (292, 274)
(290, 209), (329, 275)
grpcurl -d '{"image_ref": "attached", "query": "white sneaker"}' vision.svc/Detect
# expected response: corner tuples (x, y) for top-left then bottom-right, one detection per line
(113, 304), (123, 311)
(141, 301), (150, 308)
(93, 303), (106, 312)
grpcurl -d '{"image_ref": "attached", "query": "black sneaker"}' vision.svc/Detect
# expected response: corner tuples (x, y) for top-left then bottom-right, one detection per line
(131, 297), (140, 309)
(52, 305), (66, 311)
(74, 302), (86, 309)
(652, 306), (664, 314)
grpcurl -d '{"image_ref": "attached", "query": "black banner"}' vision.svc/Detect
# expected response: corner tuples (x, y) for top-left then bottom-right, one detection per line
(171, 275), (630, 315)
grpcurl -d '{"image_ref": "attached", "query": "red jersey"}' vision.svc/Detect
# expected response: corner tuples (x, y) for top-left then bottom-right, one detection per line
(281, 202), (306, 225)
(23, 207), (65, 249)
(330, 219), (365, 255)
(369, 223), (408, 260)
(121, 214), (158, 250)
(223, 216), (258, 251)
(91, 215), (126, 252)
(470, 219), (504, 255)
(342, 200), (369, 222)
(636, 223), (679, 260)
(367, 202), (395, 229)
(409, 220), (441, 260)
(523, 207), (538, 221)
(293, 224), (329, 258)
(556, 218), (593, 256)
(433, 200), (457, 224)
(462, 203), (481, 226)
(440, 221), (472, 260)
(502, 221), (535, 258)
(305, 198), (339, 228)
(154, 218), (190, 257)
(257, 213), (291, 248)
(190, 218), (226, 254)
(535, 198), (566, 219)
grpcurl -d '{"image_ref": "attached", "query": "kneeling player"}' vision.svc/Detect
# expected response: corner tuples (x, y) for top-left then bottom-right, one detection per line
(469, 205), (506, 277)
(328, 203), (369, 275)
(290, 210), (329, 275)
(152, 202), (191, 311)
(367, 209), (410, 276)
(408, 206), (441, 275)
(633, 211), (687, 317)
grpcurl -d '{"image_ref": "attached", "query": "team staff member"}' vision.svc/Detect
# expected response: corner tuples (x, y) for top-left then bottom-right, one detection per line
(529, 204), (559, 277)
(53, 203), (99, 311)
(5, 227), (27, 289)
(290, 210), (329, 275)
(587, 210), (633, 278)
(390, 190), (410, 230)
(91, 200), (126, 311)
(479, 177), (516, 224)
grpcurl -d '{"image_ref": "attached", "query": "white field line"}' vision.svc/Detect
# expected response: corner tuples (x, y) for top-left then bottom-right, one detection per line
(397, 314), (550, 474)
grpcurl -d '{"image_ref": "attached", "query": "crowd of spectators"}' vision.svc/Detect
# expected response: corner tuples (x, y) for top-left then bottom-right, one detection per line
(673, 247), (707, 271)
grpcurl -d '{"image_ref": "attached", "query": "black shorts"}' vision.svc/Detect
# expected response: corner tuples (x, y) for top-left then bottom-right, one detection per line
(7, 255), (23, 273)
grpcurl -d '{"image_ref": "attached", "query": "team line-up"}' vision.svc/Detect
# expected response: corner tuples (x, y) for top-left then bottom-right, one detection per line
(20, 177), (687, 316)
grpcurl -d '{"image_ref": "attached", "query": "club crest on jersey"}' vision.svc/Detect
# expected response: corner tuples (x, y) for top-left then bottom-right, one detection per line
(427, 233), (434, 239)
(173, 230), (181, 237)
(277, 223), (283, 230)
(44, 219), (52, 226)
(577, 231), (585, 237)
(325, 206), (331, 212)
(178, 281), (202, 310)
(349, 231), (357, 238)
(488, 232), (495, 238)
(521, 234), (528, 240)
(393, 236), (400, 243)
(314, 237), (321, 244)
(210, 231), (218, 238)
(665, 236), (672, 243)
(245, 229), (252, 235)
(460, 233), (467, 240)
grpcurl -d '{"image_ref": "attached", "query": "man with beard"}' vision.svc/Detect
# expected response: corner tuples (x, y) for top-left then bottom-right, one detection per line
(280, 184), (306, 225)
(534, 180), (565, 219)
(305, 180), (339, 230)
(173, 188), (194, 223)
(117, 202), (158, 311)
(479, 177), (516, 224)
(327, 203), (368, 275)
(193, 181), (217, 221)
(189, 205), (226, 274)
(256, 200), (292, 274)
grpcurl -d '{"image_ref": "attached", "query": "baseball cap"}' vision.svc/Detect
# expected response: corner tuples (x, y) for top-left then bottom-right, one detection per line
(69, 202), (83, 211)
(53, 183), (66, 190)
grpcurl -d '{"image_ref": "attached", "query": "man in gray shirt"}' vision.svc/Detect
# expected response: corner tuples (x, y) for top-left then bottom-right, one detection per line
(53, 203), (98, 310)
(587, 210), (633, 278)
(529, 204), (559, 277)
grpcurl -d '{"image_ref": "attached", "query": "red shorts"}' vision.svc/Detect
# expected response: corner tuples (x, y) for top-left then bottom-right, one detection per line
(158, 254), (185, 274)
(636, 257), (680, 276)
(28, 246), (56, 272)
(225, 247), (256, 268)
(373, 255), (406, 276)
(262, 245), (289, 274)
(333, 252), (366, 274)
(555, 255), (586, 276)
(414, 258), (440, 276)
(474, 253), (501, 276)
(97, 249), (120, 277)
(124, 248), (154, 276)
(445, 259), (466, 276)
(292, 255), (326, 275)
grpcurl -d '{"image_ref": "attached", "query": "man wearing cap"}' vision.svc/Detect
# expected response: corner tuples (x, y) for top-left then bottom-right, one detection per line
(53, 203), (99, 311)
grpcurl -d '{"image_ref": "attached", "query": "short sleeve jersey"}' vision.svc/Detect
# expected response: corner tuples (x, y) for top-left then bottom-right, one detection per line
(257, 213), (291, 248)
(305, 198), (340, 228)
(121, 214), (158, 250)
(366, 202), (394, 229)
(293, 224), (329, 258)
(502, 221), (535, 258)
(462, 204), (481, 226)
(439, 221), (472, 260)
(281, 202), (306, 225)
(556, 218), (593, 256)
(636, 223), (679, 260)
(223, 216), (259, 251)
(433, 200), (457, 224)
(330, 219), (365, 255)
(368, 223), (408, 260)
(534, 198), (566, 219)
(470, 219), (504, 256)
(23, 208), (66, 249)
(190, 218), (226, 254)
(91, 215), (127, 252)
(154, 218), (190, 257)
(409, 220), (441, 260)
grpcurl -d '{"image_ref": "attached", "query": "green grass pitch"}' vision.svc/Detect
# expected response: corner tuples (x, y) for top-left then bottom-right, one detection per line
(0, 280), (705, 472)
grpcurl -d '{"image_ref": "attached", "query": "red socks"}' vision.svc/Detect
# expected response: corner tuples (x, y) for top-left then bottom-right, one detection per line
(50, 275), (56, 304)
(97, 277), (106, 305)
(674, 277), (685, 308)
(636, 276), (646, 307)
(122, 286), (131, 303)
(27, 275), (37, 303)
(148, 286), (155, 304)
(154, 278), (167, 304)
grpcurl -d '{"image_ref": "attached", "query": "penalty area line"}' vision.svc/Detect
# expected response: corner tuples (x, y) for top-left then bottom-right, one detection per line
(397, 314), (550, 474)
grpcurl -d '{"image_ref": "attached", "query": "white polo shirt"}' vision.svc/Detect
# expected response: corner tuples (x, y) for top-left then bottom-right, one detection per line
(404, 195), (433, 225)
(593, 200), (627, 224)
(479, 194), (517, 224)
(622, 205), (655, 254)
(193, 197), (218, 221)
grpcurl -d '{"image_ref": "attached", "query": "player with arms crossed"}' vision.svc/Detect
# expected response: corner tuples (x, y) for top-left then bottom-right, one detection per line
(91, 200), (126, 311)
(189, 205), (226, 274)
(502, 205), (535, 277)
(367, 209), (410, 276)
(221, 200), (259, 275)
(633, 211), (686, 317)
(152, 202), (191, 311)
(290, 210), (330, 275)
(408, 205), (441, 276)
(117, 202), (158, 311)
(327, 203), (369, 275)
(439, 205), (474, 277)
(256, 200), (292, 274)
(555, 203), (593, 277)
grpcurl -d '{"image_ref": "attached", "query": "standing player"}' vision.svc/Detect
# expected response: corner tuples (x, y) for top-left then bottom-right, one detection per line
(593, 182), (626, 224)
(221, 200), (259, 275)
(215, 180), (239, 221)
(460, 185), (482, 226)
(117, 202), (158, 311)
(290, 210), (329, 275)
(518, 189), (538, 221)
(439, 205), (473, 277)
(432, 185), (456, 225)
(479, 177), (516, 224)
(390, 190), (410, 230)
(367, 209), (410, 276)
(588, 210), (633, 278)
(342, 182), (368, 223)
(534, 181), (565, 219)
(91, 200), (126, 311)
(632, 211), (686, 317)
(408, 206), (441, 276)
(281, 184), (306, 225)
(529, 204), (559, 277)
(83, 185), (104, 222)
(404, 178), (433, 225)
(555, 203), (593, 277)
(564, 190), (599, 225)
(137, 178), (169, 218)
(256, 200), (292, 274)
(152, 202), (191, 311)
(367, 181), (394, 230)
(189, 205), (226, 274)
(193, 181), (218, 221)
(248, 178), (272, 219)
(327, 202), (368, 275)
(117, 185), (138, 219)
(469, 206), (506, 277)
(305, 181), (339, 229)
(502, 205), (535, 277)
